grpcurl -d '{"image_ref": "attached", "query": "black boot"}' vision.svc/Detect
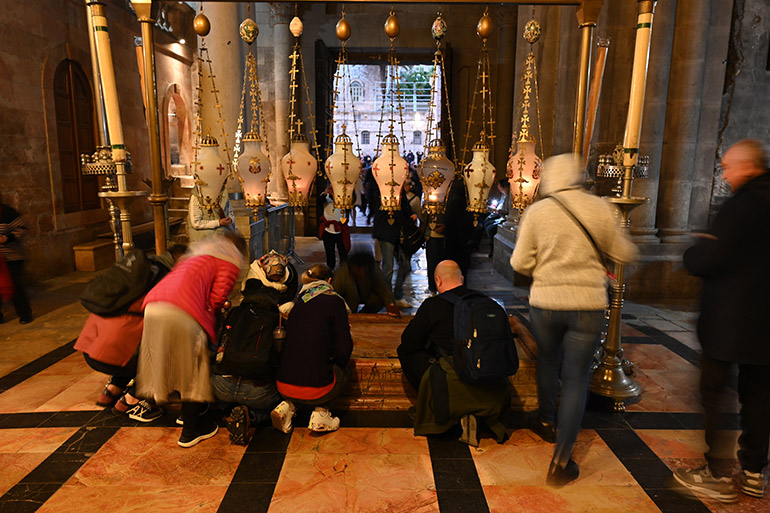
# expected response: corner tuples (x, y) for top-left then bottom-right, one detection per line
(546, 459), (579, 486)
(178, 402), (218, 448)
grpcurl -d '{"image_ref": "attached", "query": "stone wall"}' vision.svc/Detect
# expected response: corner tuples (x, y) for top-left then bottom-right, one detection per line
(0, 0), (194, 282)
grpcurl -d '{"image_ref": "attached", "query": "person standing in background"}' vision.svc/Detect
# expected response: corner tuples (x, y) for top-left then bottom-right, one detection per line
(0, 201), (32, 324)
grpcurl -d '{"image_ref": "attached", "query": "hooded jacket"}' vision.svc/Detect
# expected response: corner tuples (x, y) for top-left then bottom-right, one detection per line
(511, 154), (638, 310)
(143, 235), (243, 340)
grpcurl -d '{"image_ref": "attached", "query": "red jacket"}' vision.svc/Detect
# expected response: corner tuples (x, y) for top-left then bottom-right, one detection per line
(143, 253), (240, 341)
(74, 296), (145, 367)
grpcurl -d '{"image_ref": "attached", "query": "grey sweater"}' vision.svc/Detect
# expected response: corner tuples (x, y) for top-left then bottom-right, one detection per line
(511, 154), (638, 310)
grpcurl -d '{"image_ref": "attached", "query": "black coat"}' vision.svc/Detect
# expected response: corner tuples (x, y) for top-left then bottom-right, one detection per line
(276, 292), (353, 387)
(683, 172), (770, 365)
(399, 285), (471, 358)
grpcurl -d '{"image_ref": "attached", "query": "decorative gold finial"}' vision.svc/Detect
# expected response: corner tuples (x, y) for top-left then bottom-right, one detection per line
(239, 18), (258, 45)
(384, 11), (400, 39)
(193, 13), (210, 37)
(289, 16), (303, 38)
(476, 11), (493, 40)
(336, 16), (351, 42)
(431, 13), (447, 41)
(523, 19), (541, 44)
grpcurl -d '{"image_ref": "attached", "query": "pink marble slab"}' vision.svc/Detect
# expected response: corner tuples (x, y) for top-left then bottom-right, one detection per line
(270, 452), (437, 513)
(482, 484), (660, 513)
(70, 427), (245, 488)
(0, 428), (77, 496)
(287, 427), (429, 455)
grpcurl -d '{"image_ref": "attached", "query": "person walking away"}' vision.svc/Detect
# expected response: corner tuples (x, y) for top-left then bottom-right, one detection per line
(673, 139), (770, 502)
(511, 153), (637, 486)
(0, 201), (32, 324)
(137, 232), (246, 448)
(319, 191), (351, 270)
(394, 178), (422, 308)
(270, 264), (353, 433)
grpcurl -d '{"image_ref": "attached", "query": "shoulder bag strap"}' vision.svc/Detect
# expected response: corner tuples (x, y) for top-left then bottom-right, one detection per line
(548, 196), (604, 261)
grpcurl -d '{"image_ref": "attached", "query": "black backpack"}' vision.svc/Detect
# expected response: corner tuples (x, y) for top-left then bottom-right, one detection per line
(213, 295), (280, 381)
(80, 249), (154, 316)
(400, 217), (425, 256)
(442, 291), (519, 384)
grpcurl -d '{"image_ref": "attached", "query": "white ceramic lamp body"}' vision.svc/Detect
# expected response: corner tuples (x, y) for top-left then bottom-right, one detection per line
(373, 138), (409, 212)
(281, 141), (317, 207)
(463, 143), (496, 214)
(195, 143), (229, 211)
(507, 140), (542, 211)
(420, 143), (455, 215)
(325, 139), (361, 211)
(237, 138), (271, 209)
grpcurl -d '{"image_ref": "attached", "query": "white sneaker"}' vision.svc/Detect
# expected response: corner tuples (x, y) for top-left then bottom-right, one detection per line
(271, 400), (296, 433)
(308, 408), (340, 432)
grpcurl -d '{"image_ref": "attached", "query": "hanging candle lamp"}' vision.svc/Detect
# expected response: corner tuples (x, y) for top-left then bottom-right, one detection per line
(238, 130), (270, 209)
(464, 136), (496, 223)
(325, 130), (361, 213)
(421, 139), (455, 215)
(508, 16), (544, 214)
(281, 124), (317, 207)
(194, 133), (229, 211)
(373, 133), (409, 218)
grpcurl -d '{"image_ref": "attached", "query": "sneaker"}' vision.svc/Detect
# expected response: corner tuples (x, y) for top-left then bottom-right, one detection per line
(308, 408), (340, 432)
(227, 405), (251, 445)
(112, 396), (163, 423)
(178, 421), (219, 448)
(271, 401), (296, 433)
(459, 414), (478, 447)
(395, 299), (413, 309)
(739, 469), (767, 498)
(547, 459), (579, 486)
(673, 465), (738, 503)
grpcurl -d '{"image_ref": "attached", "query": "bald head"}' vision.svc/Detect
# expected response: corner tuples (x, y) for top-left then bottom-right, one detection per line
(435, 260), (464, 293)
(721, 139), (769, 192)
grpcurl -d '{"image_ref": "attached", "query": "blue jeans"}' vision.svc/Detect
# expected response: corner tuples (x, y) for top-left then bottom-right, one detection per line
(379, 240), (396, 291)
(211, 374), (281, 424)
(529, 308), (604, 466)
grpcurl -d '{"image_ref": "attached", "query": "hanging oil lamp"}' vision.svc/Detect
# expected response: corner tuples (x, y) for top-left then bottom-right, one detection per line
(373, 132), (409, 216)
(421, 139), (455, 215)
(464, 135), (496, 218)
(194, 133), (229, 210)
(233, 15), (271, 215)
(508, 15), (543, 215)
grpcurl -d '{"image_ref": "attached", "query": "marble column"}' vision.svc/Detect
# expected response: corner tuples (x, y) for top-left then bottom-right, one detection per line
(628, 0), (677, 242)
(268, 1), (292, 204)
(197, 2), (243, 193)
(655, 0), (713, 243)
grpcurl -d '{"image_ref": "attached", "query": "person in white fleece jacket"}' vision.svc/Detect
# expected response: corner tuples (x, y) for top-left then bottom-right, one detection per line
(511, 153), (637, 486)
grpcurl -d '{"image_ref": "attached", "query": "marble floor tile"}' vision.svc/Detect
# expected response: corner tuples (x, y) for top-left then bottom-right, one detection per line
(472, 430), (636, 487)
(70, 427), (245, 488)
(638, 429), (740, 464)
(621, 323), (649, 337)
(483, 484), (661, 513)
(270, 452), (437, 513)
(38, 484), (229, 513)
(287, 427), (429, 455)
(0, 427), (77, 495)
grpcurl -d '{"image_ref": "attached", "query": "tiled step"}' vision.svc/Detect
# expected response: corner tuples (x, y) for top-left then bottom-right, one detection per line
(335, 314), (538, 411)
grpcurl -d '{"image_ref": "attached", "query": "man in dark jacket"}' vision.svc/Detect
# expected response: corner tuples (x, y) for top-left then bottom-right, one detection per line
(398, 260), (509, 446)
(0, 202), (32, 324)
(674, 139), (770, 502)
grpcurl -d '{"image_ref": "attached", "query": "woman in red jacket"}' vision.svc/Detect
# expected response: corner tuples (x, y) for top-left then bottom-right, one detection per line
(137, 232), (245, 448)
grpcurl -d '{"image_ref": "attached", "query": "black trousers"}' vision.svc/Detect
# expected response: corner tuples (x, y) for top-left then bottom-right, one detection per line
(701, 355), (770, 474)
(397, 345), (436, 392)
(425, 237), (445, 293)
(322, 231), (347, 270)
(83, 353), (138, 391)
(2, 259), (31, 321)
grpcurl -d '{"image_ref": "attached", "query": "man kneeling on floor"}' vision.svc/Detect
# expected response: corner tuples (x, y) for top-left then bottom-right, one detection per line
(397, 260), (513, 446)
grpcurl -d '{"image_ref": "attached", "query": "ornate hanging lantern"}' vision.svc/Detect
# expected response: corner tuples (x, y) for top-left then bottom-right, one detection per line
(233, 14), (271, 214)
(460, 8), (497, 223)
(373, 133), (409, 216)
(238, 130), (270, 209)
(281, 126), (317, 207)
(194, 133), (228, 210)
(421, 139), (455, 214)
(508, 16), (544, 215)
(323, 7), (363, 219)
(325, 131), (361, 213)
(464, 137), (496, 218)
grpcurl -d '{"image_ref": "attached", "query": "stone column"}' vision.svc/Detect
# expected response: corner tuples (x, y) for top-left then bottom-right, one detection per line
(197, 2), (243, 193)
(268, 2), (292, 204)
(628, 0), (677, 242)
(493, 6), (517, 177)
(655, 0), (713, 243)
